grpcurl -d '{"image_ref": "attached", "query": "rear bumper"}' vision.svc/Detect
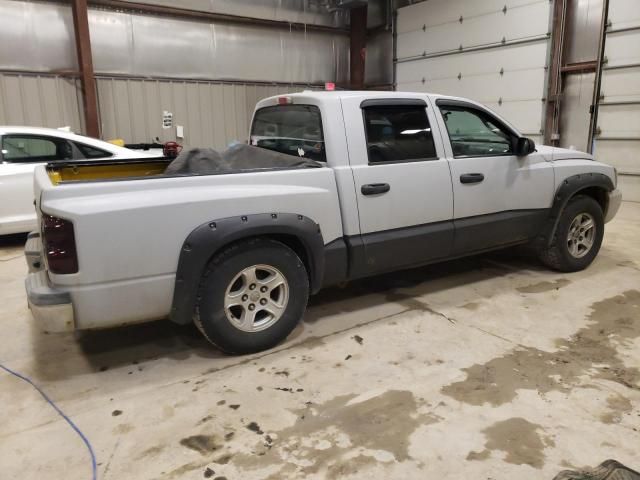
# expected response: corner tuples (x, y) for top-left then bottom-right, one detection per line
(25, 270), (75, 333)
(605, 188), (622, 223)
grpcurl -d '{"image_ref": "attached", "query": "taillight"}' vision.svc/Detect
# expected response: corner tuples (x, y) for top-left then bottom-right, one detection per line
(42, 215), (78, 274)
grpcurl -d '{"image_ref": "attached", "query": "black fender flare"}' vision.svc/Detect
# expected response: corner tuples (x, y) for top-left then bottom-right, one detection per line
(542, 172), (614, 247)
(169, 213), (325, 325)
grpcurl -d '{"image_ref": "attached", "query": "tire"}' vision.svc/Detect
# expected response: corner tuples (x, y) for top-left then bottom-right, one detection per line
(538, 195), (604, 272)
(194, 237), (309, 354)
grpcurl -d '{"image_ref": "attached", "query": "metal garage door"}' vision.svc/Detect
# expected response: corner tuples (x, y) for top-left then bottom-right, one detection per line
(395, 0), (552, 145)
(594, 0), (640, 201)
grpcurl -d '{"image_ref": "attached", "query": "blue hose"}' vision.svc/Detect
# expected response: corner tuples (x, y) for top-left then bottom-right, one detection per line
(0, 363), (97, 480)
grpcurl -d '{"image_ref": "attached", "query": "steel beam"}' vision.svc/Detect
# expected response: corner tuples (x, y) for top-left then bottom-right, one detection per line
(587, 0), (610, 152)
(84, 0), (349, 35)
(544, 0), (567, 146)
(561, 60), (598, 74)
(71, 0), (100, 138)
(350, 5), (368, 89)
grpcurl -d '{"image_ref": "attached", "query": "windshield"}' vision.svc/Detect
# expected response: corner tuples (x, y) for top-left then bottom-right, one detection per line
(250, 105), (326, 162)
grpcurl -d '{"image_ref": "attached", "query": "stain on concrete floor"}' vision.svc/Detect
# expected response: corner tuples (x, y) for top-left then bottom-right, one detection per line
(467, 417), (555, 469)
(231, 390), (438, 478)
(442, 290), (640, 407)
(179, 434), (223, 455)
(600, 395), (633, 424)
(516, 279), (571, 294)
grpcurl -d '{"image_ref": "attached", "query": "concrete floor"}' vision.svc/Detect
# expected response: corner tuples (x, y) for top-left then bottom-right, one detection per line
(1, 203), (639, 480)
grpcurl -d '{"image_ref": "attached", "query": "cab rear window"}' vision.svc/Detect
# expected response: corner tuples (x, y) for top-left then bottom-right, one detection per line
(250, 105), (326, 162)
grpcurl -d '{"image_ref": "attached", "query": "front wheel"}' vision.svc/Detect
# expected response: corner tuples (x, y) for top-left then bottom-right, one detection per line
(195, 238), (309, 354)
(538, 195), (604, 272)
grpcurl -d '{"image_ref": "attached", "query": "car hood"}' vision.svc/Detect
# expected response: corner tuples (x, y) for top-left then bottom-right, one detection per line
(535, 144), (594, 162)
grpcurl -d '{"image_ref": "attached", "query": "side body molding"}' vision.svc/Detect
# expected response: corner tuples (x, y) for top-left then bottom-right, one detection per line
(170, 213), (325, 325)
(543, 173), (614, 247)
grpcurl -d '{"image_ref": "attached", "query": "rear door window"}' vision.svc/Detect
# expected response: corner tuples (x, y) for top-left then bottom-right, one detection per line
(1, 135), (74, 163)
(250, 105), (326, 162)
(363, 105), (437, 164)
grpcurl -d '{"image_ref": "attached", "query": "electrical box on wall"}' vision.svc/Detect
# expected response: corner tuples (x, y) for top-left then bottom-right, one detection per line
(162, 111), (173, 129)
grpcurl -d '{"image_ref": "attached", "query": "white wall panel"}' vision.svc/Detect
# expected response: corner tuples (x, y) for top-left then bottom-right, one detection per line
(597, 104), (640, 138)
(617, 176), (640, 202)
(397, 0), (550, 59)
(603, 30), (640, 68)
(601, 66), (640, 103)
(397, 39), (548, 136)
(607, 0), (640, 30)
(397, 0), (546, 34)
(396, 0), (550, 137)
(594, 140), (640, 173)
(594, 0), (640, 201)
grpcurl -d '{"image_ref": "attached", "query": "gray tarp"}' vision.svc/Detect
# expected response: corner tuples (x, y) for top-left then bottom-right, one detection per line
(165, 143), (322, 175)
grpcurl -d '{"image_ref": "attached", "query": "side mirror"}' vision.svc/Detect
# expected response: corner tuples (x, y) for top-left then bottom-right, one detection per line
(515, 137), (536, 156)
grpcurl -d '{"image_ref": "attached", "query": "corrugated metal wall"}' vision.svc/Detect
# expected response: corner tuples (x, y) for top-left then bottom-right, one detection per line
(0, 0), (350, 147)
(96, 78), (319, 149)
(0, 73), (84, 131)
(0, 0), (350, 84)
(118, 0), (349, 27)
(88, 9), (350, 83)
(395, 0), (552, 144)
(594, 0), (640, 201)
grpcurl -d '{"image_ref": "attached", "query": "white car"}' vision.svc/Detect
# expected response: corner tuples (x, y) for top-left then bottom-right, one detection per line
(25, 91), (621, 354)
(0, 126), (161, 235)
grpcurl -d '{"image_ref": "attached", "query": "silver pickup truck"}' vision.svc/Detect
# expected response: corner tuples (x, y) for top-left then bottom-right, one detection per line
(25, 91), (622, 354)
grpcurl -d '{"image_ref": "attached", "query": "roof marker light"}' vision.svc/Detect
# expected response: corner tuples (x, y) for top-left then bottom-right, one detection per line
(325, 82), (335, 91)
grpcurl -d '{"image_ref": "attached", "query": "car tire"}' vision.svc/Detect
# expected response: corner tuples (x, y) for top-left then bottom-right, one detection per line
(538, 195), (604, 272)
(194, 237), (309, 354)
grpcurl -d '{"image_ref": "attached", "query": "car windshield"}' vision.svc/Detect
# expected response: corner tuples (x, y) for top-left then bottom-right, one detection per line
(250, 105), (326, 162)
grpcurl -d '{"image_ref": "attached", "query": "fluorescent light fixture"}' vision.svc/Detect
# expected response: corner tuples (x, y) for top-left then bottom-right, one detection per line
(400, 128), (431, 134)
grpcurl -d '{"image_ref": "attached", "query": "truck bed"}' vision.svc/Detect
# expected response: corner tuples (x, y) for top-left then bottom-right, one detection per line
(47, 145), (322, 185)
(47, 157), (170, 184)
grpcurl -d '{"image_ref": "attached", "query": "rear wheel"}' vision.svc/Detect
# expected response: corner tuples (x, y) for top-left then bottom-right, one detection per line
(538, 195), (604, 272)
(194, 238), (309, 354)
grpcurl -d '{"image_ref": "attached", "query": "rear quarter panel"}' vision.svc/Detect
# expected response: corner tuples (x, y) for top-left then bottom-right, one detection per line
(41, 168), (343, 288)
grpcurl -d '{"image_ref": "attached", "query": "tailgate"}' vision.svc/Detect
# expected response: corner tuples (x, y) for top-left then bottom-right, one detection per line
(33, 165), (52, 220)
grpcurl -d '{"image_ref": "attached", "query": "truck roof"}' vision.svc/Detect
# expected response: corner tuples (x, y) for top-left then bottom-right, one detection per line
(273, 90), (455, 101)
(256, 90), (520, 136)
(257, 90), (480, 110)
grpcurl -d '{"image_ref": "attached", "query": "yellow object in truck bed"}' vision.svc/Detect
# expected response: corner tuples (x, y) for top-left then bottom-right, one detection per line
(47, 160), (169, 185)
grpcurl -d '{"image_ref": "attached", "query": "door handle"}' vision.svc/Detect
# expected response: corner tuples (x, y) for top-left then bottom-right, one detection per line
(361, 183), (391, 195)
(460, 173), (485, 184)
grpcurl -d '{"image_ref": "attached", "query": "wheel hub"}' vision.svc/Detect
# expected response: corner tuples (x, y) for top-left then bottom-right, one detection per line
(566, 212), (596, 259)
(223, 264), (289, 332)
